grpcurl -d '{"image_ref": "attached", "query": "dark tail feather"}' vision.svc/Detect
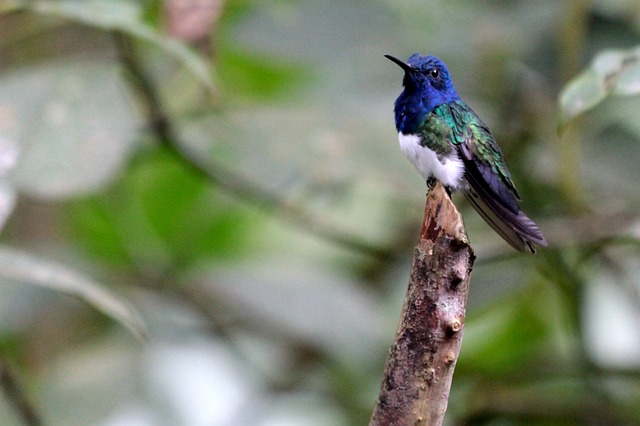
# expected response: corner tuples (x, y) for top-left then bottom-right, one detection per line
(463, 184), (547, 253)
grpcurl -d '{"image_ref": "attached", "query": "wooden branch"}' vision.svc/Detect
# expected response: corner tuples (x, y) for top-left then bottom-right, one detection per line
(370, 182), (475, 426)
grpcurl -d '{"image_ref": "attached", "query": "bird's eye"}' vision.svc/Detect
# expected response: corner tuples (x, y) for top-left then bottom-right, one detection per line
(428, 68), (440, 79)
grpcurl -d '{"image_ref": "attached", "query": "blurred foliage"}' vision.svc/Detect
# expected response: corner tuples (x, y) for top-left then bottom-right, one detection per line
(0, 0), (640, 425)
(559, 46), (640, 126)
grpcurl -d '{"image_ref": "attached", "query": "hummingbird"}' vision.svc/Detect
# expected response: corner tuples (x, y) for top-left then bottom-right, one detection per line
(385, 53), (547, 252)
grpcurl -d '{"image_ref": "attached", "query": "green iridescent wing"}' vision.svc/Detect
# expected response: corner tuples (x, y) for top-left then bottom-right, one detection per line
(417, 109), (456, 156)
(433, 101), (520, 204)
(428, 101), (547, 252)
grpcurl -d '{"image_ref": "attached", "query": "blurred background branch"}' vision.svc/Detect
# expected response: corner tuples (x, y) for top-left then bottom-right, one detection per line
(1, 359), (41, 426)
(112, 31), (394, 262)
(556, 0), (591, 212)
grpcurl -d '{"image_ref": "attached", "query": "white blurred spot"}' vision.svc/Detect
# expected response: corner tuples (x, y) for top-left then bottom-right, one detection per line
(584, 271), (640, 368)
(0, 136), (19, 174)
(145, 341), (258, 426)
(45, 100), (70, 125)
(0, 182), (16, 230)
(258, 393), (348, 426)
(100, 404), (157, 426)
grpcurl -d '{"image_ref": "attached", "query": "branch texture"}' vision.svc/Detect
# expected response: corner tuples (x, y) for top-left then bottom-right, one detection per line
(371, 183), (475, 426)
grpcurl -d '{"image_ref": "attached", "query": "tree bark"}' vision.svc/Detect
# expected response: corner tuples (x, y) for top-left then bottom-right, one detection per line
(370, 182), (475, 426)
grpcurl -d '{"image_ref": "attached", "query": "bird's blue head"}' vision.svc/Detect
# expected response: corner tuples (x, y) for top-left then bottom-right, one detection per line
(385, 53), (460, 133)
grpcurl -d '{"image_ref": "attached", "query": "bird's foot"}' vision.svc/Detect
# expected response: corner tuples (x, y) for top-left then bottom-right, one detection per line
(426, 177), (437, 189)
(426, 177), (452, 194)
(426, 178), (452, 197)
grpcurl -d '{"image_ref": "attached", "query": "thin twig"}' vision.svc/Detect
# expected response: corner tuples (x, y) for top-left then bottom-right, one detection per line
(0, 359), (42, 426)
(111, 31), (393, 261)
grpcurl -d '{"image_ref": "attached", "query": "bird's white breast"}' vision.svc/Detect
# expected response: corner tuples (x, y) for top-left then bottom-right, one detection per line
(398, 132), (464, 189)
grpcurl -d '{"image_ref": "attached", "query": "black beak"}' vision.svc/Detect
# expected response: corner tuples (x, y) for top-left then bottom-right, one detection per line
(384, 54), (416, 73)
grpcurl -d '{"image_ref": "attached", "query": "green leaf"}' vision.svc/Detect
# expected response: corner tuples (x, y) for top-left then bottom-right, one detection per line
(64, 197), (135, 266)
(0, 246), (147, 340)
(2, 60), (138, 198)
(65, 149), (257, 271)
(558, 70), (607, 127)
(457, 282), (558, 378)
(559, 46), (640, 127)
(129, 150), (255, 261)
(27, 0), (215, 91)
(218, 49), (310, 102)
(612, 59), (640, 96)
(591, 50), (626, 76)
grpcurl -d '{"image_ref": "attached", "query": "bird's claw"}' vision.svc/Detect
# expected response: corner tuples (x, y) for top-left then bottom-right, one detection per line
(426, 177), (452, 196)
(426, 177), (437, 189)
